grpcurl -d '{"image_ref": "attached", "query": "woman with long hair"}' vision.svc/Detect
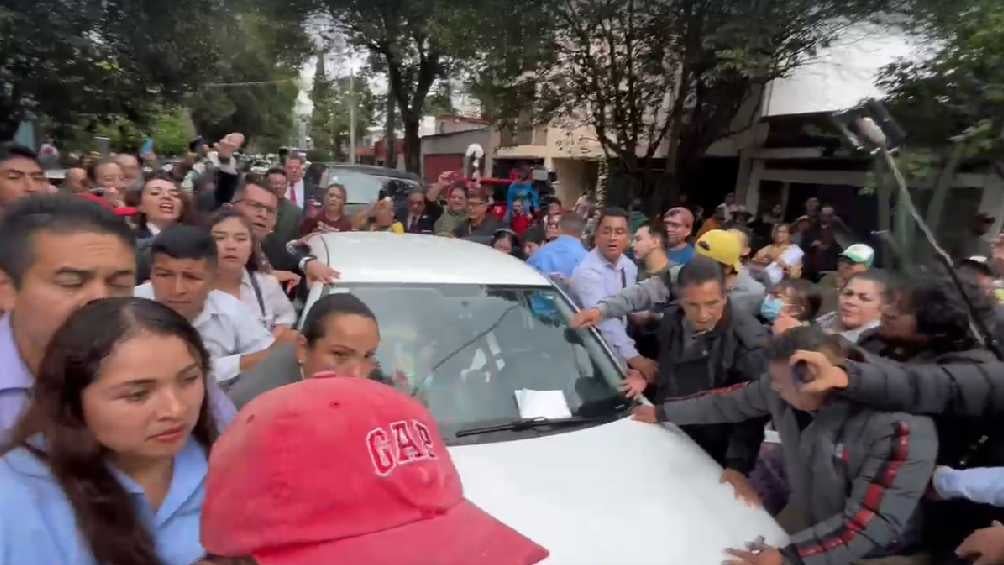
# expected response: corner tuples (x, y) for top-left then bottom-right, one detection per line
(209, 209), (296, 332)
(0, 298), (218, 565)
(135, 172), (200, 240)
(300, 182), (353, 236)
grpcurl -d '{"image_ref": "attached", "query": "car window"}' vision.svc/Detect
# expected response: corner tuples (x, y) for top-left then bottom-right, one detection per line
(320, 284), (624, 444)
(320, 169), (384, 203)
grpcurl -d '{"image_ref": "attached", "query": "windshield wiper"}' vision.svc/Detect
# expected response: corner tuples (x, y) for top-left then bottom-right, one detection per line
(455, 412), (624, 438)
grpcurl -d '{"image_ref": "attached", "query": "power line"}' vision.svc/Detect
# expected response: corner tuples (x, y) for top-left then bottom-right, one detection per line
(201, 79), (298, 88)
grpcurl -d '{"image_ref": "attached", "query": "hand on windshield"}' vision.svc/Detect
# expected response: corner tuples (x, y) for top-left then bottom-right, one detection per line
(631, 405), (658, 423)
(789, 350), (848, 394)
(569, 307), (603, 329)
(618, 370), (647, 399)
(627, 356), (658, 382)
(305, 260), (340, 285)
(723, 546), (782, 565)
(956, 521), (1004, 565)
(720, 469), (762, 508)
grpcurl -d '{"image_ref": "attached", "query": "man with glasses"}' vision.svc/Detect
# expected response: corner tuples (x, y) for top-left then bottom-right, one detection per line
(453, 188), (501, 245)
(232, 176), (338, 285)
(0, 145), (49, 211)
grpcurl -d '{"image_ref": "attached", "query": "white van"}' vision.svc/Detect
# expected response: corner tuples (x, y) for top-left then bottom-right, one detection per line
(303, 232), (787, 564)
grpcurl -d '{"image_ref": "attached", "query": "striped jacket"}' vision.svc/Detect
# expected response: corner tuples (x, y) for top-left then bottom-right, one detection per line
(656, 376), (937, 564)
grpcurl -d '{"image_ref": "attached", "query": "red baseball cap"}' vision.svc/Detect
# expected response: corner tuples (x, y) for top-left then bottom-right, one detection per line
(77, 192), (138, 217)
(201, 375), (549, 565)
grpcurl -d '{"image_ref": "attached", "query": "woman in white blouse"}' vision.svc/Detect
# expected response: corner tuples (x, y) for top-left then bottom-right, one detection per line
(209, 209), (296, 332)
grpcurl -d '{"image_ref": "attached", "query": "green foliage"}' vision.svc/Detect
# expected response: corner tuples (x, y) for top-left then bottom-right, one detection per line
(309, 60), (377, 161)
(1, 0), (224, 141)
(187, 1), (313, 152)
(319, 0), (484, 172)
(476, 0), (891, 203)
(150, 108), (196, 157)
(879, 0), (1004, 156)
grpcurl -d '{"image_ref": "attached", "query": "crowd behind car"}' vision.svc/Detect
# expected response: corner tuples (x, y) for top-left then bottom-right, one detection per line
(3, 133), (1004, 565)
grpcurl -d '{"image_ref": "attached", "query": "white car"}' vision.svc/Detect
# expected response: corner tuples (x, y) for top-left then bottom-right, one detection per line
(303, 232), (787, 564)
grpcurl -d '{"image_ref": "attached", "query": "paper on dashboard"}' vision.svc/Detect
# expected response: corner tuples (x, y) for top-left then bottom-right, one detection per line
(514, 389), (573, 419)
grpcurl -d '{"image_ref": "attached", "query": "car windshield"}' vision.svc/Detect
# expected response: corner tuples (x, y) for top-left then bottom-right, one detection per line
(319, 284), (626, 445)
(321, 169), (384, 203)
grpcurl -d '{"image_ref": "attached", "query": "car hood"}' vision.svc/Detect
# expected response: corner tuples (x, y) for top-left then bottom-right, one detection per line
(448, 418), (788, 565)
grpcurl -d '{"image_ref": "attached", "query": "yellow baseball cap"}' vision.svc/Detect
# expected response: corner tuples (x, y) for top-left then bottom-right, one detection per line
(695, 229), (743, 272)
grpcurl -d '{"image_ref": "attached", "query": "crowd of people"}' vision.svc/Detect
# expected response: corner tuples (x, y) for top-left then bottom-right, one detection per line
(5, 133), (1004, 565)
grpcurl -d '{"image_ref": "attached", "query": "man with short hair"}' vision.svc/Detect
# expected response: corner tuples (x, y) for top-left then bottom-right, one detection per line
(663, 207), (696, 266)
(284, 153), (315, 210)
(528, 214), (587, 279)
(454, 188), (502, 245)
(0, 145), (48, 209)
(136, 225), (289, 385)
(522, 226), (546, 260)
(0, 196), (235, 436)
(434, 183), (468, 236)
(403, 188), (441, 234)
(232, 177), (338, 285)
(570, 208), (656, 379)
(262, 167), (302, 273)
(63, 166), (89, 194)
(114, 153), (144, 192)
(617, 256), (768, 484)
(633, 222), (670, 281)
(633, 325), (936, 565)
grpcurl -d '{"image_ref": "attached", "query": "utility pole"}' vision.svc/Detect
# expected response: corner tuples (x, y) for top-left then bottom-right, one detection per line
(349, 68), (356, 164)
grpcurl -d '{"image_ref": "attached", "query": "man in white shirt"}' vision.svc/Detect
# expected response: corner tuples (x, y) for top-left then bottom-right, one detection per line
(136, 224), (296, 384)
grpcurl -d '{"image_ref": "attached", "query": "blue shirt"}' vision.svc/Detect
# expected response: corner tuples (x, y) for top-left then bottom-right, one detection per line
(934, 466), (1004, 507)
(0, 437), (209, 565)
(528, 235), (588, 280)
(570, 249), (639, 363)
(506, 181), (540, 214)
(0, 313), (237, 441)
(668, 244), (696, 266)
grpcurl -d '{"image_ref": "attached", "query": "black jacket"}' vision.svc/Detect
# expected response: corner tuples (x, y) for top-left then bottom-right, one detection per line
(654, 302), (769, 473)
(401, 203), (442, 234)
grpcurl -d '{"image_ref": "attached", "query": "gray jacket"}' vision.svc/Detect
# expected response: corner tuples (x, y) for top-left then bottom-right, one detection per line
(657, 377), (937, 565)
(227, 343), (300, 409)
(596, 266), (765, 320)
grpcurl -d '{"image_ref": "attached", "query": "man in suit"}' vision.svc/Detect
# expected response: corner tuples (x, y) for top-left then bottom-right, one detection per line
(263, 167), (303, 273)
(283, 153), (318, 211)
(401, 188), (441, 234)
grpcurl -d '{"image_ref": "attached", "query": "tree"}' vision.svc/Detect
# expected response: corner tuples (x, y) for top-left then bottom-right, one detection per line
(186, 0), (314, 151)
(319, 0), (480, 173)
(309, 54), (377, 161)
(480, 0), (893, 208)
(0, 0), (224, 141)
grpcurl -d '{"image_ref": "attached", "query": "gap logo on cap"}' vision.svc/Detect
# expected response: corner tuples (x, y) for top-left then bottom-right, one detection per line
(366, 419), (438, 477)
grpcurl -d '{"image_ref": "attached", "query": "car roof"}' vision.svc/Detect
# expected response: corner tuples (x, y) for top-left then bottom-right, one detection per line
(308, 232), (552, 286)
(321, 163), (421, 182)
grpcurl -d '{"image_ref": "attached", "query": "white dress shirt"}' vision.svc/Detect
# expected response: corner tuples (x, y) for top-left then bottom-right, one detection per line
(238, 269), (296, 330)
(286, 179), (305, 209)
(135, 283), (275, 383)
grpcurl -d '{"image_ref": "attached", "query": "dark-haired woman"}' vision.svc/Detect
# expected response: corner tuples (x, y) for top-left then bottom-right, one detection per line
(227, 292), (382, 409)
(210, 210), (296, 332)
(0, 298), (217, 565)
(136, 174), (201, 283)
